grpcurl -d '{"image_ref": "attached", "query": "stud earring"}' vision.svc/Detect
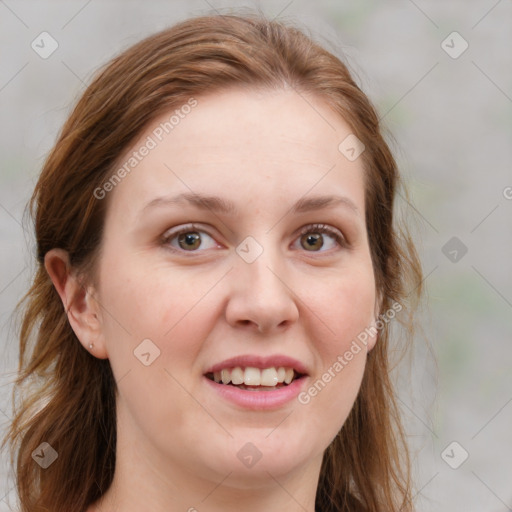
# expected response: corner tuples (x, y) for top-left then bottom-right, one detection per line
(89, 343), (94, 350)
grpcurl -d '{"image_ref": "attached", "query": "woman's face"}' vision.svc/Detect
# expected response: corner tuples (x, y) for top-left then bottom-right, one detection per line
(93, 88), (378, 488)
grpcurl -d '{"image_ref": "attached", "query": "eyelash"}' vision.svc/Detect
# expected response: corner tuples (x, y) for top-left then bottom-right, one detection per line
(161, 223), (347, 255)
(297, 223), (347, 249)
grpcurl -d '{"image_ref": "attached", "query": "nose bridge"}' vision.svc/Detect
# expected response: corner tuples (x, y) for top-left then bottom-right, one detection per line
(238, 237), (288, 298)
(226, 235), (299, 331)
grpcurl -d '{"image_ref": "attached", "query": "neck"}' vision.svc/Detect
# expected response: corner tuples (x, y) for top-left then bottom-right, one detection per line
(90, 461), (320, 512)
(87, 403), (322, 512)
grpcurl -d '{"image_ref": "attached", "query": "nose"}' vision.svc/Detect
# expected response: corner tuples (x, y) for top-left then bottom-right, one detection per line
(225, 247), (300, 334)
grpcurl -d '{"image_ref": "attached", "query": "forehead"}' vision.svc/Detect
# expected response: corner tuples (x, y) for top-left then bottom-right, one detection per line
(105, 87), (366, 222)
(155, 87), (353, 162)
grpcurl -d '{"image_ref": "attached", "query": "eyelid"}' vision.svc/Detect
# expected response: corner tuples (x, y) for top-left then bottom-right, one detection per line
(161, 223), (223, 255)
(296, 223), (345, 240)
(294, 223), (348, 251)
(162, 222), (212, 240)
(161, 222), (348, 254)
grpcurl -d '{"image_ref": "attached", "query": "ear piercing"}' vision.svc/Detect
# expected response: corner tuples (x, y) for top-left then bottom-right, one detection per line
(89, 343), (94, 350)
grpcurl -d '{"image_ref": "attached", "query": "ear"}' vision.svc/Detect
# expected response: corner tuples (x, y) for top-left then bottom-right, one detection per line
(44, 248), (108, 359)
(367, 289), (383, 353)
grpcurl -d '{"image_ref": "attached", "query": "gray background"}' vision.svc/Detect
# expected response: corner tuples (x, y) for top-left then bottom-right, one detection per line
(1, 1), (511, 511)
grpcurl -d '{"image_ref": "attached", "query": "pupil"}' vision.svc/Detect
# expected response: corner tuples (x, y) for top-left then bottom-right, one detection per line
(303, 233), (323, 251)
(179, 232), (200, 250)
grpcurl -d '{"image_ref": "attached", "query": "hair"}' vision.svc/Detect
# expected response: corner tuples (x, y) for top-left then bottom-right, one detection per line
(2, 10), (423, 512)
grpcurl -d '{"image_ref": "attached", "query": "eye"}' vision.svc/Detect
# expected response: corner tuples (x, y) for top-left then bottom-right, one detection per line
(292, 224), (346, 252)
(162, 223), (220, 253)
(161, 222), (346, 255)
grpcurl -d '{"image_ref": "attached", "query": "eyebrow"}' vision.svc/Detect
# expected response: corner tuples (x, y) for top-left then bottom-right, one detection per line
(142, 192), (359, 216)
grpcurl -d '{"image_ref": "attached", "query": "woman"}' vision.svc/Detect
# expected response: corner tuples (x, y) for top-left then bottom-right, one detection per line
(2, 12), (423, 512)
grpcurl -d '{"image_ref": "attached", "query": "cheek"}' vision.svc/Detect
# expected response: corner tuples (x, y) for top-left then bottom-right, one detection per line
(311, 264), (376, 355)
(96, 258), (220, 430)
(296, 264), (375, 432)
(97, 255), (223, 371)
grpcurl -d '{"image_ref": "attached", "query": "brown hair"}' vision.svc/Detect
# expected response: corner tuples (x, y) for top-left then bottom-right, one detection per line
(2, 11), (423, 512)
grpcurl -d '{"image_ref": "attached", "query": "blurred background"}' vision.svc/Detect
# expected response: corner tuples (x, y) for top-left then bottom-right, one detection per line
(0, 1), (511, 511)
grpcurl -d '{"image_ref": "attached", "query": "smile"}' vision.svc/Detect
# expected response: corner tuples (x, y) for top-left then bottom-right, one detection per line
(203, 354), (309, 408)
(205, 366), (303, 390)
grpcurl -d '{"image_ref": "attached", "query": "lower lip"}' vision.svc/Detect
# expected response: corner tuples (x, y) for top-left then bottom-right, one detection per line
(204, 376), (307, 410)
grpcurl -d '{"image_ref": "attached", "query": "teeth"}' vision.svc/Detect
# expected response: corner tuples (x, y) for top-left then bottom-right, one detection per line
(261, 368), (278, 386)
(221, 369), (231, 385)
(231, 367), (244, 385)
(244, 367), (261, 386)
(211, 366), (298, 387)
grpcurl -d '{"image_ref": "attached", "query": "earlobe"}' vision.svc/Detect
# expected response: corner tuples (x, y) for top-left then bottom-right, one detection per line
(367, 329), (378, 353)
(366, 316), (379, 353)
(367, 292), (382, 353)
(44, 249), (108, 359)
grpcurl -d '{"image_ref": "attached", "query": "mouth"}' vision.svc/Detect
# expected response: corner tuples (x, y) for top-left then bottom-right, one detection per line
(205, 366), (306, 391)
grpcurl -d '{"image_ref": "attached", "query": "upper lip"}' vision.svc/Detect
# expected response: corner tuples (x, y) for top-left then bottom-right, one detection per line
(205, 354), (309, 375)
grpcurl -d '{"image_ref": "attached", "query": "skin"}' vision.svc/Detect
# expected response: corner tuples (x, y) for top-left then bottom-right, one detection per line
(45, 87), (379, 512)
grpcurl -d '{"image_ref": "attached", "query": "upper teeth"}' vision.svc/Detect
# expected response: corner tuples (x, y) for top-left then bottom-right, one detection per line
(212, 367), (295, 386)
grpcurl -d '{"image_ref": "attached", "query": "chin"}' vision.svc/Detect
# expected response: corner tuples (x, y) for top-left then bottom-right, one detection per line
(203, 433), (316, 485)
(218, 458), (307, 489)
